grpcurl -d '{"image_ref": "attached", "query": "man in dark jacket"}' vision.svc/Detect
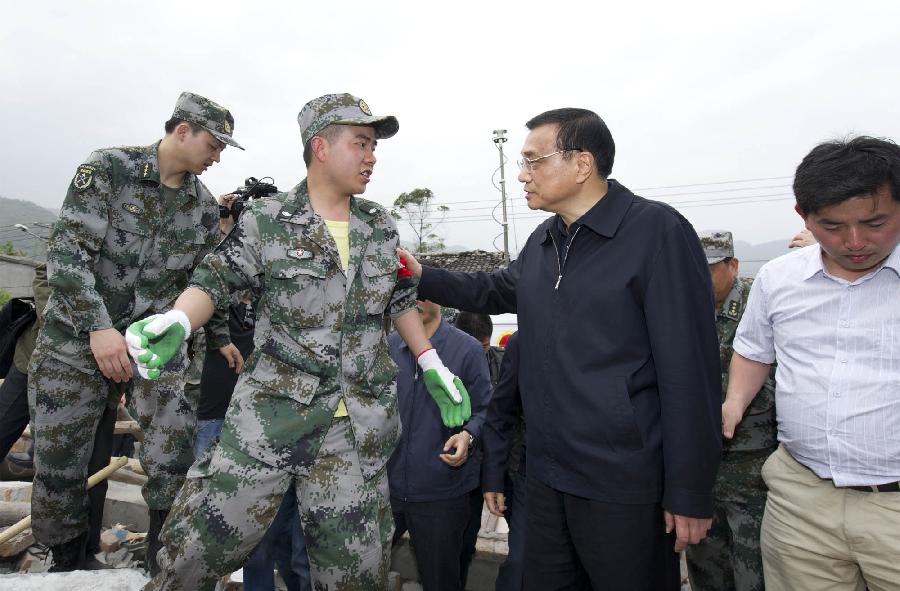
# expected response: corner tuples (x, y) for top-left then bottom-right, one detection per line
(388, 299), (492, 591)
(399, 107), (721, 590)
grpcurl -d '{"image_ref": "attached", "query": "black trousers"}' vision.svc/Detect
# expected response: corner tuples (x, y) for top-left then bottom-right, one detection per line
(0, 363), (116, 553)
(392, 494), (471, 591)
(458, 485), (484, 586)
(524, 477), (680, 591)
(0, 364), (30, 459)
(85, 401), (116, 553)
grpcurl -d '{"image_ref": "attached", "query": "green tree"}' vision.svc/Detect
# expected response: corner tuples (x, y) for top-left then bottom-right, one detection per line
(0, 241), (26, 257)
(390, 188), (450, 253)
(0, 289), (11, 307)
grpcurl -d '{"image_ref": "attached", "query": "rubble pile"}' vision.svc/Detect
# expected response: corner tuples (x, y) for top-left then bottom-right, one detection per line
(0, 477), (150, 576)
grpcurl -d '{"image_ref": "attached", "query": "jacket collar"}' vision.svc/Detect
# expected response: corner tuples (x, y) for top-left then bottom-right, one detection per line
(802, 244), (900, 282)
(541, 178), (634, 244)
(276, 179), (379, 224)
(140, 141), (198, 200)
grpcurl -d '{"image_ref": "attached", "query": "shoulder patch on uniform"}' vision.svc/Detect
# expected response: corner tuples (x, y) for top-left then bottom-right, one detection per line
(728, 300), (740, 317)
(286, 248), (313, 260)
(72, 164), (96, 191)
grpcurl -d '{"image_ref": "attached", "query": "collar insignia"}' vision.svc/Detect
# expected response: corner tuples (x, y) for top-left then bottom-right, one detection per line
(728, 300), (740, 317)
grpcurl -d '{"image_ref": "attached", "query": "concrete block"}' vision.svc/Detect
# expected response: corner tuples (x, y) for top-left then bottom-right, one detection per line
(0, 481), (32, 503)
(103, 480), (148, 532)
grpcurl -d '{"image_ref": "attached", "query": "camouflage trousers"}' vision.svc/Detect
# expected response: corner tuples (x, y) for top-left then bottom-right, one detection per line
(146, 416), (393, 591)
(28, 352), (195, 546)
(686, 450), (773, 591)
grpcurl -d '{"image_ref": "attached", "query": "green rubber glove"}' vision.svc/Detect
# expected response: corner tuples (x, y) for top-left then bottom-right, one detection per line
(418, 348), (471, 428)
(125, 309), (191, 379)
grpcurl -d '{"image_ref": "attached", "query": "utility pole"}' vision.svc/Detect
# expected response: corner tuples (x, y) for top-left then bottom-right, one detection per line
(492, 129), (510, 263)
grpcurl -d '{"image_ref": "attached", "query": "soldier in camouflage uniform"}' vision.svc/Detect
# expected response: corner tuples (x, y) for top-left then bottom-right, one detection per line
(686, 231), (777, 591)
(27, 92), (242, 572)
(126, 93), (471, 590)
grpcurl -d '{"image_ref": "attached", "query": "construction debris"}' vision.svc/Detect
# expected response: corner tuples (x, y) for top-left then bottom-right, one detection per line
(0, 456), (128, 546)
(0, 568), (150, 589)
(0, 527), (33, 558)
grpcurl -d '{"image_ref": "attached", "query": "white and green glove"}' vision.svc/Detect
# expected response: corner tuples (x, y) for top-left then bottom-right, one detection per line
(417, 348), (471, 428)
(125, 309), (192, 379)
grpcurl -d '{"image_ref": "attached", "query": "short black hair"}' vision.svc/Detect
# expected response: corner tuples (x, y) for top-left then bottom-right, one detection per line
(303, 124), (345, 166)
(794, 136), (900, 215)
(525, 108), (615, 178)
(454, 312), (493, 341)
(164, 118), (204, 135)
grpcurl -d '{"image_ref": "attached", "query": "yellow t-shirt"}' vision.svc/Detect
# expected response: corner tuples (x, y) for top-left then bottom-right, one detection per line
(324, 219), (350, 418)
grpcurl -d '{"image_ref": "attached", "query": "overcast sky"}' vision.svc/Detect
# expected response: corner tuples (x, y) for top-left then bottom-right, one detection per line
(2, 0), (898, 254)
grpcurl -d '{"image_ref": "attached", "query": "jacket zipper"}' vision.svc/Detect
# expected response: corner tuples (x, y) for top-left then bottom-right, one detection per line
(549, 226), (581, 290)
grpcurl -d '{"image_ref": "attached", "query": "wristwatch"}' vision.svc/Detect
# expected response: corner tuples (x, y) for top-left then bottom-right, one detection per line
(464, 430), (475, 447)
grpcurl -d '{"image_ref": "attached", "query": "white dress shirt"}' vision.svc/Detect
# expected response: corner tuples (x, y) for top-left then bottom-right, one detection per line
(734, 244), (900, 486)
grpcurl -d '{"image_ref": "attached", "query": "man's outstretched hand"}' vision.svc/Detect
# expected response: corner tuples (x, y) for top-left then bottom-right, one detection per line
(417, 348), (471, 427)
(397, 247), (423, 278)
(125, 309), (192, 379)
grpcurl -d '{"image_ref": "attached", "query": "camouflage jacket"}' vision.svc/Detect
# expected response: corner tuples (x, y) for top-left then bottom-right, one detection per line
(720, 277), (777, 454)
(36, 143), (224, 372)
(190, 179), (416, 479)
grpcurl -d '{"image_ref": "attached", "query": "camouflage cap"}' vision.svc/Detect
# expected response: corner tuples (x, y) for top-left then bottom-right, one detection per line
(699, 230), (734, 264)
(297, 93), (398, 145)
(171, 92), (244, 150)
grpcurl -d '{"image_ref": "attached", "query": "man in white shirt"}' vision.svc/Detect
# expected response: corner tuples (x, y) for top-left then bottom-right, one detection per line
(723, 136), (900, 591)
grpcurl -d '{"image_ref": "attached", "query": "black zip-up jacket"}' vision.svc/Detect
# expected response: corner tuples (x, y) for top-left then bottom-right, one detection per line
(417, 180), (721, 517)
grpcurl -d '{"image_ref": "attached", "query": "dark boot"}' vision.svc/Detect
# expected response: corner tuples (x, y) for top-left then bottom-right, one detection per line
(83, 555), (115, 570)
(48, 532), (87, 572)
(146, 509), (169, 576)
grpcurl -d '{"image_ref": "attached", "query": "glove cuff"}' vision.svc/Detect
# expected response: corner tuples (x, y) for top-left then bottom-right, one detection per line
(416, 347), (439, 370)
(169, 308), (192, 341)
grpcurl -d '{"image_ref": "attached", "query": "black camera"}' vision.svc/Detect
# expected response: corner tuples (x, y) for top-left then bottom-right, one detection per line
(220, 176), (278, 220)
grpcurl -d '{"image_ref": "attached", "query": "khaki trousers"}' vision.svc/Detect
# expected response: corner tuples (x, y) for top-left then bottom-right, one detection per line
(760, 445), (900, 591)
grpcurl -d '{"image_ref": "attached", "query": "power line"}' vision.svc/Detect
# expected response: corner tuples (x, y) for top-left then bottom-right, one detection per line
(416, 194), (795, 224)
(436, 184), (793, 217)
(636, 175), (792, 191)
(437, 175), (793, 207)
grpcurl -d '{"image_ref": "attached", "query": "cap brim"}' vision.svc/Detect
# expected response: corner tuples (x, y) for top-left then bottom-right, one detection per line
(208, 129), (245, 151)
(334, 115), (399, 139)
(707, 256), (726, 265)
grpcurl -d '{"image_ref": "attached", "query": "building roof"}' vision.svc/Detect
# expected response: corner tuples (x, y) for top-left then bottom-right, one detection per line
(0, 254), (42, 268)
(418, 250), (508, 273)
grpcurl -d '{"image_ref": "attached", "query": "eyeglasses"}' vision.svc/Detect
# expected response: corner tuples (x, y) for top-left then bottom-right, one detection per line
(517, 149), (577, 172)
